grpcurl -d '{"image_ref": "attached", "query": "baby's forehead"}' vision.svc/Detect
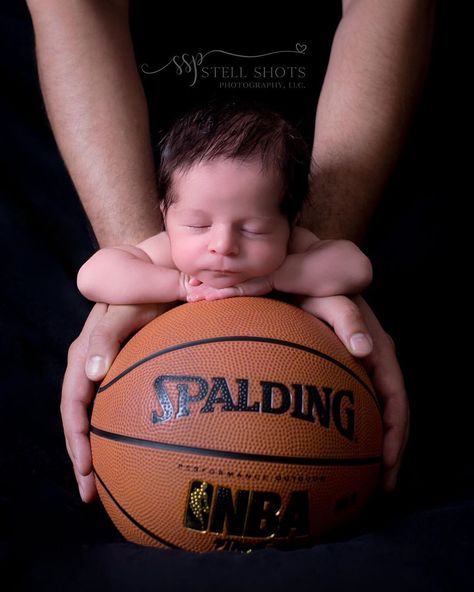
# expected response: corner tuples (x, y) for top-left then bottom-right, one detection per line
(167, 157), (285, 213)
(171, 157), (282, 182)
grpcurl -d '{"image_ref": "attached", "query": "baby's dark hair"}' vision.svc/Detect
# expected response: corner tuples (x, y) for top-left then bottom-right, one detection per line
(157, 102), (311, 224)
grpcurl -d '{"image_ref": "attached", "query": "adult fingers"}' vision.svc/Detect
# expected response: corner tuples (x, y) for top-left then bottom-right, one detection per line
(299, 295), (409, 492)
(353, 297), (410, 492)
(85, 303), (169, 381)
(62, 302), (173, 502)
(366, 335), (409, 492)
(297, 295), (373, 357)
(61, 303), (108, 500)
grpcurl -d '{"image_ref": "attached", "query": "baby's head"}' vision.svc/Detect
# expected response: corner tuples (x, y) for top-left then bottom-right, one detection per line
(158, 102), (311, 224)
(157, 103), (311, 288)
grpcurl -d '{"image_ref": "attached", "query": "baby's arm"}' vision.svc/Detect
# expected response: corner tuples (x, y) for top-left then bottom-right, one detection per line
(77, 232), (187, 304)
(187, 227), (372, 302)
(271, 227), (372, 297)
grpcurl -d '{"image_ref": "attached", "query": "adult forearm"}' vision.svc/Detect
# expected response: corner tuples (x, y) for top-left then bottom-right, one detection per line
(27, 0), (160, 247)
(304, 0), (435, 242)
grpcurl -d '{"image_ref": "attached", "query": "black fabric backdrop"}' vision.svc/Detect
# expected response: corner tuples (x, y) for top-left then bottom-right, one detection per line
(1, 2), (472, 590)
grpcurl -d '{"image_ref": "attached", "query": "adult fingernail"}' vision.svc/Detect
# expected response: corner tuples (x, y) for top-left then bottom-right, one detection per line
(78, 482), (85, 501)
(349, 333), (373, 355)
(86, 355), (105, 379)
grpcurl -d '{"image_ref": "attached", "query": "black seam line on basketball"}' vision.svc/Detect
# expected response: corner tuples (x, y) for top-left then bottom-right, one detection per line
(93, 468), (183, 550)
(97, 335), (379, 410)
(90, 426), (382, 466)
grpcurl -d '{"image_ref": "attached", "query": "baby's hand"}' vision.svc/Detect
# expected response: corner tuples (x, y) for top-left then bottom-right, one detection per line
(186, 282), (235, 302)
(186, 276), (274, 302)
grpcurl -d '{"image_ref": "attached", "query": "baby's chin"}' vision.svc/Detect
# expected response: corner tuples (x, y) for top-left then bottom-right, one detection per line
(196, 270), (249, 289)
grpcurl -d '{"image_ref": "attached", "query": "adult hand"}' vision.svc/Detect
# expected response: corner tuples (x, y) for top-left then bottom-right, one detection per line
(297, 294), (409, 492)
(61, 301), (172, 502)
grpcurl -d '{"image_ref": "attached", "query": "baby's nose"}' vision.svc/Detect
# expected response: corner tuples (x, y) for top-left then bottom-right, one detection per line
(208, 226), (239, 256)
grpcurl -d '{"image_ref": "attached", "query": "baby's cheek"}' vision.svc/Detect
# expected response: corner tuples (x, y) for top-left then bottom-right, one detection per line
(170, 244), (197, 275)
(252, 242), (287, 274)
(174, 252), (198, 275)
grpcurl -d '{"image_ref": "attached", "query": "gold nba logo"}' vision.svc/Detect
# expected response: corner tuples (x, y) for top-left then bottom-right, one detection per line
(185, 481), (214, 531)
(184, 479), (310, 538)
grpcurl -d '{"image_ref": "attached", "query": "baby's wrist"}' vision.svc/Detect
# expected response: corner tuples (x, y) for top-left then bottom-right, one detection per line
(177, 272), (189, 301)
(267, 271), (277, 292)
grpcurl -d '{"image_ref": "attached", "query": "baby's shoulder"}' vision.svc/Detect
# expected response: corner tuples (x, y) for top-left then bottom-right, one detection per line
(136, 231), (175, 268)
(288, 226), (319, 254)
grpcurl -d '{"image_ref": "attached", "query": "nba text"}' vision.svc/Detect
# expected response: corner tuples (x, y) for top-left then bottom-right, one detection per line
(185, 480), (309, 540)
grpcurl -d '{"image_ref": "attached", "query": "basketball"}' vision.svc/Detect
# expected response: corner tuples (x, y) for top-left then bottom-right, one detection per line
(90, 297), (383, 552)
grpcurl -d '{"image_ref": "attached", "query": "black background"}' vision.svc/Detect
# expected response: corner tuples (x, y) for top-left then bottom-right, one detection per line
(1, 2), (472, 590)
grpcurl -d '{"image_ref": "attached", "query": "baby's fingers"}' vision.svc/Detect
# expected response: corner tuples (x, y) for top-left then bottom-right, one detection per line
(205, 287), (240, 300)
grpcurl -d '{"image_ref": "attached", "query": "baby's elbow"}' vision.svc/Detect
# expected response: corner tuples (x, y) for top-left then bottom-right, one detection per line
(340, 241), (372, 292)
(358, 253), (373, 291)
(77, 263), (98, 301)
